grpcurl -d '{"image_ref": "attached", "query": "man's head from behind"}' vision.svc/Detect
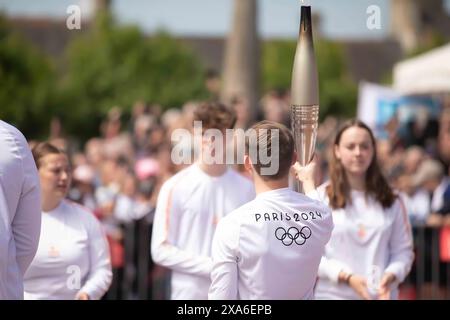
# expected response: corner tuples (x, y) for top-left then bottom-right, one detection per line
(244, 121), (295, 181)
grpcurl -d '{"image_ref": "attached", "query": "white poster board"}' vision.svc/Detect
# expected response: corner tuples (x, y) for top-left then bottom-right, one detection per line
(357, 81), (400, 138)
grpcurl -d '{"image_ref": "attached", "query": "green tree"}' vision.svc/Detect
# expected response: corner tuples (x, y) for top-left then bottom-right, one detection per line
(61, 13), (208, 138)
(262, 38), (357, 118)
(315, 40), (357, 118)
(262, 39), (296, 92)
(0, 14), (56, 139)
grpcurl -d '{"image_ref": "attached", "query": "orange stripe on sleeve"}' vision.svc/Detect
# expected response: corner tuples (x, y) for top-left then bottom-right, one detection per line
(163, 185), (175, 242)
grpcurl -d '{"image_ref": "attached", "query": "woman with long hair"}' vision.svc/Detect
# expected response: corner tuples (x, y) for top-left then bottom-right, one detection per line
(23, 142), (112, 299)
(294, 119), (414, 300)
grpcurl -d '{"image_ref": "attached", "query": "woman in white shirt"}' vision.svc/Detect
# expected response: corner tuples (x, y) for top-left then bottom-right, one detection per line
(24, 142), (112, 300)
(294, 119), (414, 300)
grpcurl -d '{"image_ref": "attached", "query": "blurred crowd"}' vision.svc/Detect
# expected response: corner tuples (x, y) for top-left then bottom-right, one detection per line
(26, 89), (450, 299)
(315, 101), (450, 228)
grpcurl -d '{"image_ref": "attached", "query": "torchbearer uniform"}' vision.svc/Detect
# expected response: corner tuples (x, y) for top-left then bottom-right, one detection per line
(23, 200), (112, 300)
(151, 164), (255, 300)
(307, 183), (414, 300)
(208, 187), (333, 300)
(0, 120), (41, 300)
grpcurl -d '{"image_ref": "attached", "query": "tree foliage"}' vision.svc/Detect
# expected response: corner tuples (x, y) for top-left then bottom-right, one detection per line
(0, 14), (56, 139)
(262, 38), (357, 118)
(1, 13), (208, 140)
(60, 13), (208, 138)
(1, 9), (361, 140)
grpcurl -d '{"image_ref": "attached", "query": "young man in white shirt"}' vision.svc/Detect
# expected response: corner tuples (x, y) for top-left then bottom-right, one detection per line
(208, 121), (333, 300)
(151, 102), (255, 300)
(0, 120), (41, 299)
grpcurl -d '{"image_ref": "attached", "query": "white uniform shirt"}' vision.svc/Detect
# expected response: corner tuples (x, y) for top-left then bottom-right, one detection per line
(209, 188), (333, 300)
(308, 183), (414, 300)
(400, 189), (430, 223)
(151, 164), (255, 300)
(0, 120), (41, 299)
(23, 200), (112, 299)
(431, 178), (449, 212)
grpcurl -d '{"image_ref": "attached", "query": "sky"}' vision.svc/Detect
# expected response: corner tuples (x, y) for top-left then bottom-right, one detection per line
(1, 0), (450, 40)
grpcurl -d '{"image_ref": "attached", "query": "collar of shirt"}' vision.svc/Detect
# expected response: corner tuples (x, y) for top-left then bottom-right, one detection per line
(255, 187), (291, 199)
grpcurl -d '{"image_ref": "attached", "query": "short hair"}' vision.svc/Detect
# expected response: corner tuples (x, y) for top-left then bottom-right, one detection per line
(245, 120), (294, 180)
(32, 142), (65, 169)
(193, 102), (236, 131)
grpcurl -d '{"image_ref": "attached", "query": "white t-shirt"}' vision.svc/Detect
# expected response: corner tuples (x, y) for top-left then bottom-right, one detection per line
(0, 120), (41, 299)
(151, 163), (255, 300)
(308, 183), (414, 300)
(208, 187), (333, 300)
(23, 200), (112, 300)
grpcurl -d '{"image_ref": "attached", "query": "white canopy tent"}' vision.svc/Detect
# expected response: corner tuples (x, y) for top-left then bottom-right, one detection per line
(393, 43), (450, 95)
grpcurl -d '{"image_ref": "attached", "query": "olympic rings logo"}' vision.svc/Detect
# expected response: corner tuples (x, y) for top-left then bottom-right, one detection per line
(275, 226), (312, 246)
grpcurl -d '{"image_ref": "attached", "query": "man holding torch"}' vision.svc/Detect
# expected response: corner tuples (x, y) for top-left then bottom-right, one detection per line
(208, 121), (333, 299)
(208, 4), (330, 300)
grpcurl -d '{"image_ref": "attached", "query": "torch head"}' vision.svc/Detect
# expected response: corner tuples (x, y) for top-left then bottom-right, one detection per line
(291, 5), (319, 107)
(300, 6), (312, 34)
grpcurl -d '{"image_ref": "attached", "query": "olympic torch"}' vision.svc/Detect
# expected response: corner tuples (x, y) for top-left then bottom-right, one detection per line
(290, 4), (319, 192)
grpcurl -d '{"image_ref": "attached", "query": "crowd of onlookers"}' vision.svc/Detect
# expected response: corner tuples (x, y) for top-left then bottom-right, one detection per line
(26, 91), (450, 299)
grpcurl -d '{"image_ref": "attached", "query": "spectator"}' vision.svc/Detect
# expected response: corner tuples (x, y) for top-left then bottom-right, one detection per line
(294, 119), (414, 300)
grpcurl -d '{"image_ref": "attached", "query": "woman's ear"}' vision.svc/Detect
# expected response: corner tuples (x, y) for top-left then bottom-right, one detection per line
(334, 144), (341, 160)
